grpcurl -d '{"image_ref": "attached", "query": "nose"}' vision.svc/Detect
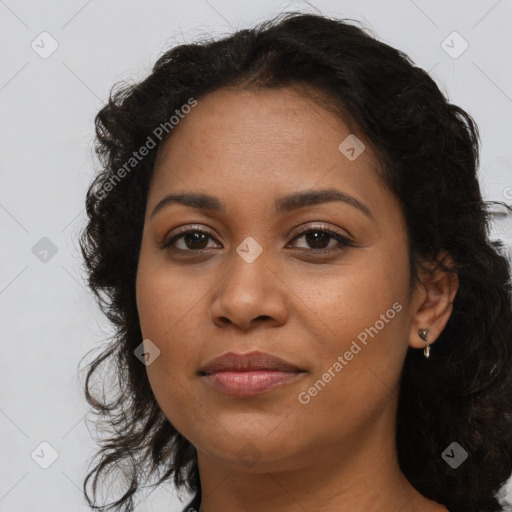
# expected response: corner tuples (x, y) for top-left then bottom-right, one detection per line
(209, 250), (289, 331)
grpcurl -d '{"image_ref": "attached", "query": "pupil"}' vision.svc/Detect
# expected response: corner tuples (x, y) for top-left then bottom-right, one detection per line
(185, 232), (208, 249)
(306, 231), (329, 249)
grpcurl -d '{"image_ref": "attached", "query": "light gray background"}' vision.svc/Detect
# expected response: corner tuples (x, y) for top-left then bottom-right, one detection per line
(1, 0), (511, 511)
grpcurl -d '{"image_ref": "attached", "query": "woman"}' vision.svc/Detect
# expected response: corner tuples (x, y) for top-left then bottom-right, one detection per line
(79, 11), (512, 512)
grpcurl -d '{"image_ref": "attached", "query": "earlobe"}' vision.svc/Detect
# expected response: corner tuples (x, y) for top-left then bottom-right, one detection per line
(408, 251), (459, 354)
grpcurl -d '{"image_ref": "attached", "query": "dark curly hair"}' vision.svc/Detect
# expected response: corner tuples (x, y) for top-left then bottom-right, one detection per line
(78, 11), (512, 512)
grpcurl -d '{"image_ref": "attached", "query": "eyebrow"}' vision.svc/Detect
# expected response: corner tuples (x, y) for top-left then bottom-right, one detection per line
(150, 188), (374, 221)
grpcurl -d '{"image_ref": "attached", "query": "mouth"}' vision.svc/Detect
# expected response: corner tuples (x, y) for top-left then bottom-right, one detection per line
(198, 350), (307, 397)
(201, 370), (306, 396)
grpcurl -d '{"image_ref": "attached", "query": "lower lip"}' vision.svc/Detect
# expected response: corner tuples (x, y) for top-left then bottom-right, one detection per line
(202, 370), (305, 397)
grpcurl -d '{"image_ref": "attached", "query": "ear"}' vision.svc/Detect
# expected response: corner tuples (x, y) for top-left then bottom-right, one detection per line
(408, 250), (459, 350)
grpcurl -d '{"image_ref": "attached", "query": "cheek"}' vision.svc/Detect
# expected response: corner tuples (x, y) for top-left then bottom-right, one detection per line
(295, 249), (411, 405)
(292, 290), (409, 444)
(136, 263), (186, 364)
(288, 245), (409, 349)
(136, 266), (204, 434)
(136, 254), (202, 341)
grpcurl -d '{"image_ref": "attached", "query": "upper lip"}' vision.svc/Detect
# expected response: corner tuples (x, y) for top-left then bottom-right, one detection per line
(199, 350), (304, 375)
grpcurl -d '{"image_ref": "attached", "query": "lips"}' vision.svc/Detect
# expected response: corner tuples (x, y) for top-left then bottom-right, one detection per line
(199, 350), (306, 397)
(199, 350), (303, 375)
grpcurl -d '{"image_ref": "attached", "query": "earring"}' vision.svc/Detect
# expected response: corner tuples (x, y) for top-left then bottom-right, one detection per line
(418, 328), (430, 359)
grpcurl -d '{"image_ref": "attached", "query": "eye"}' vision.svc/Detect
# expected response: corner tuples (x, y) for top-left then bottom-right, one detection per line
(160, 226), (220, 252)
(287, 225), (356, 253)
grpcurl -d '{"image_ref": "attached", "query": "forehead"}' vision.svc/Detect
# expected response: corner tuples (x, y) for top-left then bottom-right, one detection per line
(149, 85), (382, 206)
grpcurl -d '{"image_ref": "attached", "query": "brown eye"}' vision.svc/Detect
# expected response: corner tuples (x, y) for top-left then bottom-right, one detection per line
(180, 232), (210, 250)
(161, 229), (220, 251)
(288, 226), (356, 253)
(302, 230), (332, 249)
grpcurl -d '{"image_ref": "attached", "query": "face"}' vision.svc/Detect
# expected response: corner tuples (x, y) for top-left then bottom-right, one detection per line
(136, 85), (417, 472)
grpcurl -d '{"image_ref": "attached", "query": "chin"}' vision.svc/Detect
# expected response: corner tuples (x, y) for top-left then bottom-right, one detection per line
(197, 435), (308, 473)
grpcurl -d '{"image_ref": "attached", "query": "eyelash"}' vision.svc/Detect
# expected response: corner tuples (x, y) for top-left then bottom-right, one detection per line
(160, 224), (357, 255)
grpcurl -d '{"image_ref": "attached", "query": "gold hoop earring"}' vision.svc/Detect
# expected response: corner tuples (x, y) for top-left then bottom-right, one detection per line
(418, 328), (430, 359)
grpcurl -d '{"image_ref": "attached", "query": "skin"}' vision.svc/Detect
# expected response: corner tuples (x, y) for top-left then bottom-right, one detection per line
(135, 85), (459, 512)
